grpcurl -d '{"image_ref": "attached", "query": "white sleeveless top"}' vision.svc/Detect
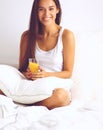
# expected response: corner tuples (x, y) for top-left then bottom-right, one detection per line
(35, 28), (64, 72)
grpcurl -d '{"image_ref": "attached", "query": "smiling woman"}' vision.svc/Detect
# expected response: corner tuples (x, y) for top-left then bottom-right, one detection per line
(18, 0), (75, 109)
(37, 0), (59, 26)
(0, 0), (103, 129)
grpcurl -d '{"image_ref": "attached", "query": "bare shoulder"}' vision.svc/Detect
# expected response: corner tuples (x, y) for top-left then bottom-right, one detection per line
(62, 29), (74, 40)
(20, 30), (29, 49)
(21, 30), (29, 39)
(62, 28), (75, 46)
(20, 30), (29, 43)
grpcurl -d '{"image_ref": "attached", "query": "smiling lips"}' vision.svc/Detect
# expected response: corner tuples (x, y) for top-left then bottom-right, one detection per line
(43, 17), (51, 21)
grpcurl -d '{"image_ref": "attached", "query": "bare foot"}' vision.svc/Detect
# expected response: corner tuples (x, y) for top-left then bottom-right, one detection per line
(0, 90), (5, 95)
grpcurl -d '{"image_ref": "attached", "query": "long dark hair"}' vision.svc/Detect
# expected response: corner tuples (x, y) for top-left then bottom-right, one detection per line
(19, 0), (62, 72)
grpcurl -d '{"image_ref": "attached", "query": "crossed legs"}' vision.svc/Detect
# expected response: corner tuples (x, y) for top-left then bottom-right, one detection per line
(0, 88), (71, 110)
(35, 88), (71, 110)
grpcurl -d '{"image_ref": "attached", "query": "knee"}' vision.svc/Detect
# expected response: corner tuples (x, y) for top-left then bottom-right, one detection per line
(54, 88), (71, 107)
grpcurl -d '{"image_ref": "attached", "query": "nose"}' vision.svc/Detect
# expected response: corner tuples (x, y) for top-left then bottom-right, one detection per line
(44, 9), (49, 16)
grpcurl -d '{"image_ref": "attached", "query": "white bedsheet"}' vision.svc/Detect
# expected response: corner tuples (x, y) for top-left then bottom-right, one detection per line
(0, 95), (103, 130)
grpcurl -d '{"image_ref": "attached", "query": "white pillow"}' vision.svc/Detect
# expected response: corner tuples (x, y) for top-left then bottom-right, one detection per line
(0, 64), (73, 104)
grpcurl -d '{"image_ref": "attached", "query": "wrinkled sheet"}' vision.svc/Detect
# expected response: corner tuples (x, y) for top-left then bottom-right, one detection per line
(0, 95), (103, 130)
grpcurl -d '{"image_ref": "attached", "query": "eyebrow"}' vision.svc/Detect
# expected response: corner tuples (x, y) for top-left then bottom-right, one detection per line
(38, 5), (55, 8)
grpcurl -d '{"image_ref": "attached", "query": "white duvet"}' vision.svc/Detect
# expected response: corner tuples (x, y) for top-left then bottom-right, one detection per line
(0, 95), (103, 130)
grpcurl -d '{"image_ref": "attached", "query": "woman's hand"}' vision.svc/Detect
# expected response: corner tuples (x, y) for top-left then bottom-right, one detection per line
(22, 68), (33, 80)
(22, 67), (49, 80)
(31, 67), (48, 80)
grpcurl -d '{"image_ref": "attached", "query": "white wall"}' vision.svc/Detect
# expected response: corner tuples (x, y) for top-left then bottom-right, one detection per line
(0, 0), (103, 66)
(0, 0), (34, 66)
(60, 0), (103, 31)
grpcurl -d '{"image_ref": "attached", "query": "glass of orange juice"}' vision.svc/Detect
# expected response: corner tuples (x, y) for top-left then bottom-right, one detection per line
(29, 58), (39, 73)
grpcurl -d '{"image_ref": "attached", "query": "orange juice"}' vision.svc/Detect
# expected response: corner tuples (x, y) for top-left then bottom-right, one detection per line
(29, 62), (39, 73)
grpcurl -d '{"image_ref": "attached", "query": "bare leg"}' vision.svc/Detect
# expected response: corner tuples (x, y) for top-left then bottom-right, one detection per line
(35, 88), (71, 110)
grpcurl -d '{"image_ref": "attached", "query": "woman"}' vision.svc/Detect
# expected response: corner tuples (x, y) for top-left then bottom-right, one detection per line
(19, 0), (75, 109)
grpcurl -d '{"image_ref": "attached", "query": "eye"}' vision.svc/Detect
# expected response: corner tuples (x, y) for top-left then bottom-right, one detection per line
(38, 7), (44, 11)
(49, 7), (54, 11)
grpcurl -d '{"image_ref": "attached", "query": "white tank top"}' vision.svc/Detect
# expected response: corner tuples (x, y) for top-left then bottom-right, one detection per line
(35, 28), (64, 72)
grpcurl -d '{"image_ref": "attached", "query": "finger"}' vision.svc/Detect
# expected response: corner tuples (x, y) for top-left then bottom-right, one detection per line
(27, 68), (31, 72)
(31, 77), (38, 80)
(39, 67), (45, 72)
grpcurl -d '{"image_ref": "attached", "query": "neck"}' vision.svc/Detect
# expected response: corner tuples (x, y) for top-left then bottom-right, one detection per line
(41, 24), (61, 37)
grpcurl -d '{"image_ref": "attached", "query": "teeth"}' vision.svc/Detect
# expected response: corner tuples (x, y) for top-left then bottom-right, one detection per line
(44, 17), (50, 20)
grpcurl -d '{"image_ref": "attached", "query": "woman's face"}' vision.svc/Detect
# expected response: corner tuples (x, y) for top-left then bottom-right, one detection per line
(37, 0), (59, 26)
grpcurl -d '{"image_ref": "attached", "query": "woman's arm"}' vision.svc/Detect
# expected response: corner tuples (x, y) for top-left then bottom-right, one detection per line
(19, 31), (33, 79)
(62, 29), (75, 78)
(19, 31), (28, 70)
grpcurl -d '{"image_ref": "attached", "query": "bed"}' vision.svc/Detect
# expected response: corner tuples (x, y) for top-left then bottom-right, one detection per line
(0, 30), (103, 130)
